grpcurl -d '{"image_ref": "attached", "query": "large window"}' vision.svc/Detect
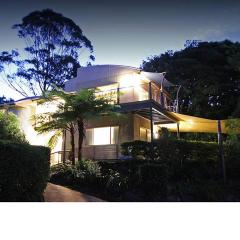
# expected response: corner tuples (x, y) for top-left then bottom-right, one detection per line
(86, 126), (119, 145)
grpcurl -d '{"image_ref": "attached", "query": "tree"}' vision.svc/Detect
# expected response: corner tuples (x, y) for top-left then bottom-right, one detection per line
(0, 9), (94, 97)
(34, 89), (119, 165)
(142, 40), (240, 119)
(0, 111), (27, 143)
(0, 95), (14, 104)
(34, 91), (77, 164)
(70, 89), (119, 161)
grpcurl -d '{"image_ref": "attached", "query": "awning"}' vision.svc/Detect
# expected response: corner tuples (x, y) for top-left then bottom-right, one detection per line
(159, 111), (231, 134)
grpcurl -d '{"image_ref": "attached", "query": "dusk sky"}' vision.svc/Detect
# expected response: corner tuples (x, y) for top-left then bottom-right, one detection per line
(1, 0), (240, 99)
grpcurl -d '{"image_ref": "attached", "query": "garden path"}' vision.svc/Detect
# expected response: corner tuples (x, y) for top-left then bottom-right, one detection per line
(44, 183), (104, 202)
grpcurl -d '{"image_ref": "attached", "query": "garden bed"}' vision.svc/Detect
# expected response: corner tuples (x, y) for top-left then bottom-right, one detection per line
(49, 139), (240, 202)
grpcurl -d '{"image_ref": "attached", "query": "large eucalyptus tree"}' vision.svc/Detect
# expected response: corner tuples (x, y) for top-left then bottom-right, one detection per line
(0, 9), (94, 97)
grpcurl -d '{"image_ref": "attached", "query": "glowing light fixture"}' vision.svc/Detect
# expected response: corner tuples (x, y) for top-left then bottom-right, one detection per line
(119, 73), (142, 88)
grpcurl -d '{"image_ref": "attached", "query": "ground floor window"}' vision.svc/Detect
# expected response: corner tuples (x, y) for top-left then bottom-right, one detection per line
(140, 127), (151, 142)
(86, 126), (119, 145)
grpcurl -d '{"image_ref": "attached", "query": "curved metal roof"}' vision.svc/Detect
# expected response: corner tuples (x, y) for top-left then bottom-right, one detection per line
(65, 64), (173, 92)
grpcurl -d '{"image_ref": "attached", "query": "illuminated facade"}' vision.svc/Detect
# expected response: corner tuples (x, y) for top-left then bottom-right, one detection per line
(0, 65), (180, 162)
(0, 97), (63, 164)
(64, 65), (178, 160)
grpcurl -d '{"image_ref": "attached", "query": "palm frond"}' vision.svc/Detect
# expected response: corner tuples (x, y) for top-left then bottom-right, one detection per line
(48, 130), (62, 149)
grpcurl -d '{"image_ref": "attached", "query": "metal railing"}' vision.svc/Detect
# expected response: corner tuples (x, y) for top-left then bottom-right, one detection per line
(50, 150), (71, 165)
(94, 83), (173, 109)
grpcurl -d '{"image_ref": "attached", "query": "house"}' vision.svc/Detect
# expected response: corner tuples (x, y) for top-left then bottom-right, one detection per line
(63, 65), (178, 160)
(0, 64), (227, 164)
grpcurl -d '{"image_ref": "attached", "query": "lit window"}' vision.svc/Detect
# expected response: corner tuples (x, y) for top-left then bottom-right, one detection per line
(86, 126), (119, 145)
(140, 127), (151, 142)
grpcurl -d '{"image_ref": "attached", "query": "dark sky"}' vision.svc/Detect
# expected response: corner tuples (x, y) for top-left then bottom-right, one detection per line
(1, 0), (240, 98)
(1, 0), (240, 66)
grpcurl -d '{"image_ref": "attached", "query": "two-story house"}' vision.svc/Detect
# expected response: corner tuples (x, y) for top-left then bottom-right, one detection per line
(1, 64), (227, 164)
(63, 65), (178, 160)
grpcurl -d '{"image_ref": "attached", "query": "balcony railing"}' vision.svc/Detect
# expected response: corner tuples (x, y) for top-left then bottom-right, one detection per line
(95, 82), (173, 110)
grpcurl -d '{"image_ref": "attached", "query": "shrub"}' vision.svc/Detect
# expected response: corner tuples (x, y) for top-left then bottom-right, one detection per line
(179, 132), (219, 142)
(105, 169), (128, 196)
(0, 111), (27, 143)
(76, 159), (101, 177)
(50, 159), (102, 187)
(137, 163), (168, 200)
(0, 140), (50, 201)
(224, 142), (240, 179)
(50, 163), (75, 185)
(121, 140), (151, 160)
(121, 139), (219, 163)
(75, 159), (102, 185)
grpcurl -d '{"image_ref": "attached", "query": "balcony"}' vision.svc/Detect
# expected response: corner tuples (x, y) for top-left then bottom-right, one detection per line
(95, 82), (173, 110)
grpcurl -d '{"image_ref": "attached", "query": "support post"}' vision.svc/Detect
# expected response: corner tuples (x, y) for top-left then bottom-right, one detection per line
(150, 103), (154, 142)
(117, 84), (120, 104)
(150, 102), (154, 161)
(149, 81), (152, 100)
(218, 120), (226, 184)
(62, 130), (66, 163)
(149, 81), (154, 141)
(176, 85), (182, 113)
(177, 122), (180, 139)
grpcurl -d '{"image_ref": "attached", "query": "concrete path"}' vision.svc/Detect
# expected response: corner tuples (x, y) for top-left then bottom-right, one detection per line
(44, 183), (104, 202)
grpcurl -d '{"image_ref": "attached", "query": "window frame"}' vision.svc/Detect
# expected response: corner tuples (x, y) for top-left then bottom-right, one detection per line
(85, 126), (119, 146)
(139, 127), (151, 142)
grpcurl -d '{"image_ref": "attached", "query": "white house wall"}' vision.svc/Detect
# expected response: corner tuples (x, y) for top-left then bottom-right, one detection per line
(14, 100), (63, 164)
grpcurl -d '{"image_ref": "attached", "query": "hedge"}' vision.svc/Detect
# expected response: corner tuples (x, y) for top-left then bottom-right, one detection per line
(137, 163), (168, 199)
(121, 139), (220, 163)
(0, 140), (50, 201)
(121, 139), (240, 181)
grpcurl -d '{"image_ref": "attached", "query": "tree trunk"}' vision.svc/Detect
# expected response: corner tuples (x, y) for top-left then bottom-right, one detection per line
(77, 120), (84, 161)
(70, 125), (75, 165)
(62, 130), (66, 164)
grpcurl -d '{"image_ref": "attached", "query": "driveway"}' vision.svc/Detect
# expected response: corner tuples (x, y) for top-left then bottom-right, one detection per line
(44, 183), (104, 202)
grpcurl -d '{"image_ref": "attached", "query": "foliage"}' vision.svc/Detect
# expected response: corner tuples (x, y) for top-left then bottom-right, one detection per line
(0, 111), (27, 143)
(74, 159), (102, 185)
(121, 140), (151, 160)
(68, 88), (120, 160)
(224, 140), (240, 179)
(50, 159), (102, 187)
(0, 95), (14, 104)
(137, 163), (168, 200)
(121, 139), (219, 162)
(47, 130), (62, 149)
(225, 118), (240, 143)
(179, 132), (219, 142)
(50, 163), (75, 185)
(0, 140), (50, 201)
(35, 88), (119, 163)
(0, 9), (94, 96)
(168, 180), (227, 201)
(34, 90), (78, 163)
(142, 40), (240, 119)
(104, 169), (129, 196)
(50, 138), (240, 201)
(76, 158), (101, 178)
(158, 127), (171, 139)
